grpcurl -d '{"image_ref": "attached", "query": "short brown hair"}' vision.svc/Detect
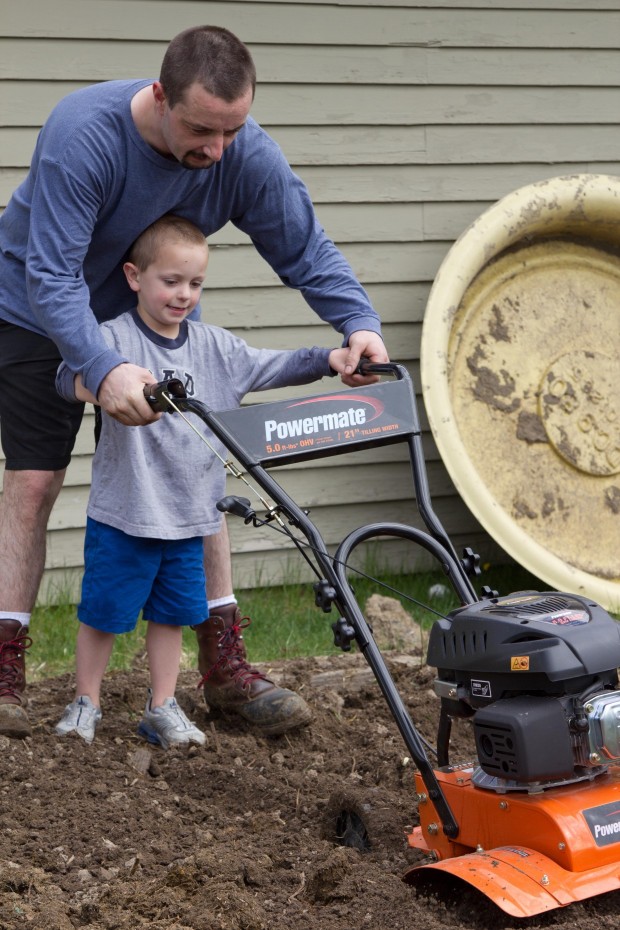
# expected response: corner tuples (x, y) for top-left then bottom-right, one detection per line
(160, 25), (256, 108)
(128, 215), (207, 271)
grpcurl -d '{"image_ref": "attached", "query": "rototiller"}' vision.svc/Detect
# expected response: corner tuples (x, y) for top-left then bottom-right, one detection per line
(145, 361), (620, 919)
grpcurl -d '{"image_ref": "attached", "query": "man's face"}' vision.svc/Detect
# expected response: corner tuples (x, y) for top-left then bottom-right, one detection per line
(153, 81), (253, 169)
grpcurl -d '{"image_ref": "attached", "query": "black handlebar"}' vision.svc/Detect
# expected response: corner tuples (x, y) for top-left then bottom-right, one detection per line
(144, 361), (401, 414)
(355, 359), (403, 379)
(143, 378), (187, 413)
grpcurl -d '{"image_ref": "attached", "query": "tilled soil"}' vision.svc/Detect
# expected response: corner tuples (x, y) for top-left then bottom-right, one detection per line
(1, 643), (619, 929)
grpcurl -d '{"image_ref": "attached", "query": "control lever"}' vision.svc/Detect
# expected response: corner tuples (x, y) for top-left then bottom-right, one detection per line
(216, 496), (256, 524)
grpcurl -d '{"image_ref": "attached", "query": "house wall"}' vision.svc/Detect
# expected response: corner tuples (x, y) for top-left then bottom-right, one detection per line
(1, 0), (619, 602)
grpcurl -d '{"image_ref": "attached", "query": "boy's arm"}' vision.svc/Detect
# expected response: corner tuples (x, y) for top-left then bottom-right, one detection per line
(244, 345), (336, 393)
(328, 347), (359, 379)
(204, 328), (370, 400)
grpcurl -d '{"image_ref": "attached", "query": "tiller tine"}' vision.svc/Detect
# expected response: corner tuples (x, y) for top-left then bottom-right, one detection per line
(403, 846), (620, 918)
(403, 768), (620, 917)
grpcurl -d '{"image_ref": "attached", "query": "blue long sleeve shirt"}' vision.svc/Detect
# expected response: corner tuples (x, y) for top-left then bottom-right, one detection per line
(0, 79), (381, 396)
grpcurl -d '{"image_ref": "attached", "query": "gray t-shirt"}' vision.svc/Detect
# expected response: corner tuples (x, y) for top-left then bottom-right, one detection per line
(57, 309), (334, 539)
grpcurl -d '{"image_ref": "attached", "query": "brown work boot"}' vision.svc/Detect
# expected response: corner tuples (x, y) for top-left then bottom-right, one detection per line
(0, 619), (32, 738)
(194, 604), (312, 737)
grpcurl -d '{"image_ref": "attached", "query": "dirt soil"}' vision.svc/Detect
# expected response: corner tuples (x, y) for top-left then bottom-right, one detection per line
(2, 599), (619, 930)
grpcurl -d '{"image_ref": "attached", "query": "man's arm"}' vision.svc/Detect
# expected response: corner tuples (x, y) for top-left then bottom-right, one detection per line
(17, 88), (158, 416)
(231, 127), (388, 378)
(26, 157), (125, 392)
(28, 162), (163, 424)
(97, 364), (163, 425)
(340, 330), (389, 386)
(57, 357), (161, 427)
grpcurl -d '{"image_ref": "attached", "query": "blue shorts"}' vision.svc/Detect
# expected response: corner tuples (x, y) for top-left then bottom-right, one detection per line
(78, 517), (208, 634)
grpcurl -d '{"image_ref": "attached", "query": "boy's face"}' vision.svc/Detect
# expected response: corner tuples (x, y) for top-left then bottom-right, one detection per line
(124, 240), (209, 338)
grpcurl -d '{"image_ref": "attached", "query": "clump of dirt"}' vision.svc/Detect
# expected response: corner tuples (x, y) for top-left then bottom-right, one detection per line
(1, 626), (618, 929)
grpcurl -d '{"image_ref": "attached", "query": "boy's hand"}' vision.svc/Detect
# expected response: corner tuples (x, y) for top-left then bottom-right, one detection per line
(328, 347), (353, 376)
(338, 330), (389, 386)
(98, 364), (162, 425)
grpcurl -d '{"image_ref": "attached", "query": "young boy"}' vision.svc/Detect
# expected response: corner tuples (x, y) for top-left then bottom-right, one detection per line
(54, 215), (349, 748)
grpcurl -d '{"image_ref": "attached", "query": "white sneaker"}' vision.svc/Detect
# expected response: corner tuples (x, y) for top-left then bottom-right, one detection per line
(55, 695), (102, 744)
(137, 693), (206, 750)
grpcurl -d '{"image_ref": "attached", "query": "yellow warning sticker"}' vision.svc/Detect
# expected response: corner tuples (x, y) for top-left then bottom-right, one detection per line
(511, 656), (530, 671)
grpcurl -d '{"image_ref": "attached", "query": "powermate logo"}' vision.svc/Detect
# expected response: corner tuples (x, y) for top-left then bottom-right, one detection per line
(583, 801), (620, 847)
(538, 610), (589, 626)
(264, 394), (384, 442)
(210, 378), (415, 465)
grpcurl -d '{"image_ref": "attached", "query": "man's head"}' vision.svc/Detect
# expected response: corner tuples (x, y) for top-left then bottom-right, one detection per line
(151, 26), (256, 170)
(160, 25), (256, 107)
(124, 215), (209, 338)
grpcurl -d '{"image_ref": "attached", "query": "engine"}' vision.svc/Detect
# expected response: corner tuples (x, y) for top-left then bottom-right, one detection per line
(427, 591), (620, 791)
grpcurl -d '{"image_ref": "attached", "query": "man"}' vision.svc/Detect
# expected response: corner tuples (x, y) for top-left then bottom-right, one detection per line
(0, 25), (388, 739)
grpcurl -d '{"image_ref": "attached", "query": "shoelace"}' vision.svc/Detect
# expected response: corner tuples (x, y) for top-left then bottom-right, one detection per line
(198, 616), (265, 689)
(167, 702), (194, 731)
(0, 631), (32, 699)
(150, 700), (197, 734)
(74, 699), (98, 725)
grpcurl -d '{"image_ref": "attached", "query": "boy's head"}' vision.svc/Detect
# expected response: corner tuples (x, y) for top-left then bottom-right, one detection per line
(124, 215), (209, 338)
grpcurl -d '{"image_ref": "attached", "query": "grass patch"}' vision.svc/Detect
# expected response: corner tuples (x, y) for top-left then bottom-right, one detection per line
(237, 561), (544, 661)
(28, 561), (550, 681)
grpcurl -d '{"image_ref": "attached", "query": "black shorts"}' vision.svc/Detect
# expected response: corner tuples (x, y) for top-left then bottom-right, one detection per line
(0, 320), (85, 471)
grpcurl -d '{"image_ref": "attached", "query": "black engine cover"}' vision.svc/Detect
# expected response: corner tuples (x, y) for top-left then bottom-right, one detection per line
(473, 695), (575, 781)
(427, 591), (620, 707)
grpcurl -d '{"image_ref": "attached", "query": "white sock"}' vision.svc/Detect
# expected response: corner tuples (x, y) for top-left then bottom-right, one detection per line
(207, 596), (237, 612)
(0, 611), (30, 627)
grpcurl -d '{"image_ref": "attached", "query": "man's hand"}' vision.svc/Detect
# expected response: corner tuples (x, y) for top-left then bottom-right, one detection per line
(340, 330), (389, 386)
(97, 363), (162, 425)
